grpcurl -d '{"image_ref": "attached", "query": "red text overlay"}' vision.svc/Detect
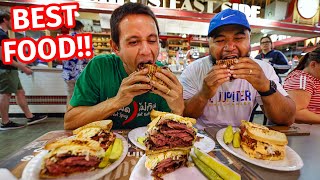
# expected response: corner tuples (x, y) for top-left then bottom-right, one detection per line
(1, 2), (93, 65)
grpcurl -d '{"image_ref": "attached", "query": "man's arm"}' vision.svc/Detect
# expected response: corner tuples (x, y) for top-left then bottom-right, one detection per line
(184, 93), (210, 118)
(287, 90), (320, 124)
(232, 57), (295, 125)
(0, 46), (33, 74)
(64, 97), (122, 130)
(260, 94), (295, 125)
(183, 65), (230, 118)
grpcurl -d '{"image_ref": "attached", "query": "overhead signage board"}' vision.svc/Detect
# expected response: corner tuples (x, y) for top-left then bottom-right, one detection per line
(76, 0), (230, 14)
(221, 2), (261, 18)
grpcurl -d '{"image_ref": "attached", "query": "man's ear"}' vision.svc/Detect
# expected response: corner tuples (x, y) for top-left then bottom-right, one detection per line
(310, 61), (317, 68)
(110, 40), (120, 55)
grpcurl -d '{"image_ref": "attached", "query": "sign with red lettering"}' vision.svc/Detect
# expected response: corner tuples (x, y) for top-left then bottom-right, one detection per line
(1, 2), (93, 65)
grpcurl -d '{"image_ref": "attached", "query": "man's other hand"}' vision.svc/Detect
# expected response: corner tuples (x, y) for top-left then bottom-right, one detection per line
(150, 68), (184, 115)
(114, 68), (152, 108)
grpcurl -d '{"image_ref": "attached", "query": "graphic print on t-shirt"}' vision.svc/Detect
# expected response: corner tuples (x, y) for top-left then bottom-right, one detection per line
(111, 101), (157, 126)
(209, 89), (253, 106)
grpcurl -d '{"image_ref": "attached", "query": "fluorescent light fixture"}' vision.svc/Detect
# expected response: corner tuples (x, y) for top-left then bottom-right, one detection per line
(261, 29), (272, 34)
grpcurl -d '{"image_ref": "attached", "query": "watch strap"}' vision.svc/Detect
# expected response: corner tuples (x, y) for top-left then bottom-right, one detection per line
(258, 80), (277, 96)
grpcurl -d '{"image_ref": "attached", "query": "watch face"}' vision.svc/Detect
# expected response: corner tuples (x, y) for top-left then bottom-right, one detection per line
(297, 0), (319, 19)
(270, 80), (277, 91)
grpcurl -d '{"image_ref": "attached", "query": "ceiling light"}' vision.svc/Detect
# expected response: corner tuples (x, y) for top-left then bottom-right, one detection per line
(261, 29), (272, 34)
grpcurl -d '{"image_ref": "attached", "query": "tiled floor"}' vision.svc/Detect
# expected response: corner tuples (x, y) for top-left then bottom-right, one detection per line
(0, 118), (63, 161)
(0, 115), (265, 161)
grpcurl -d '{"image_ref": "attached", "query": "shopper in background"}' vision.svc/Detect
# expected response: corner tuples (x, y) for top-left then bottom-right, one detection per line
(62, 20), (89, 105)
(255, 36), (289, 83)
(0, 10), (47, 130)
(180, 9), (295, 128)
(283, 47), (320, 123)
(64, 3), (184, 130)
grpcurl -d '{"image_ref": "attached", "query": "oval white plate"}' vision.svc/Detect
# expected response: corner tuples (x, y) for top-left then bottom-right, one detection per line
(216, 128), (304, 171)
(21, 133), (128, 180)
(128, 127), (215, 153)
(129, 154), (206, 180)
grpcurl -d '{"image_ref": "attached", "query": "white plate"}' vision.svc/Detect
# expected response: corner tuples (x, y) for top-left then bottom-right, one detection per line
(128, 127), (215, 153)
(128, 126), (148, 150)
(21, 133), (128, 180)
(129, 154), (207, 180)
(216, 128), (304, 171)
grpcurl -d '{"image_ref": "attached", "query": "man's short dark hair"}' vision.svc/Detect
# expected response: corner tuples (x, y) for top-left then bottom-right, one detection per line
(0, 10), (10, 23)
(110, 2), (159, 48)
(73, 20), (84, 31)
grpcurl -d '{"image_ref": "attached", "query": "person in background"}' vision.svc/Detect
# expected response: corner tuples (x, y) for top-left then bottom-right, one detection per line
(283, 47), (320, 123)
(62, 20), (89, 105)
(180, 9), (295, 128)
(0, 10), (47, 130)
(255, 36), (289, 83)
(64, 3), (184, 130)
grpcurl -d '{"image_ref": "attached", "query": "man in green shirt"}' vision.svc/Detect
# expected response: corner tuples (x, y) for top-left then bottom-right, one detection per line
(64, 3), (184, 129)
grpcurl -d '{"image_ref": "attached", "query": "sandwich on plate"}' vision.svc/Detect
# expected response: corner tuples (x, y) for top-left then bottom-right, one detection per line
(240, 120), (288, 160)
(40, 138), (105, 178)
(73, 120), (116, 150)
(145, 110), (197, 179)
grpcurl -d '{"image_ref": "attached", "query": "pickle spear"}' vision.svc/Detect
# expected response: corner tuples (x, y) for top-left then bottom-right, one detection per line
(137, 136), (146, 146)
(109, 138), (123, 162)
(194, 147), (240, 180)
(232, 131), (241, 148)
(192, 155), (223, 180)
(223, 125), (234, 144)
(98, 144), (113, 168)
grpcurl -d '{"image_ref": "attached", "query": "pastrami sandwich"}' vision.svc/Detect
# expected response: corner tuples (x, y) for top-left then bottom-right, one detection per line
(145, 149), (190, 178)
(240, 120), (287, 160)
(216, 58), (237, 68)
(145, 110), (197, 178)
(138, 64), (168, 87)
(216, 58), (238, 80)
(145, 110), (197, 153)
(40, 138), (105, 178)
(73, 120), (116, 150)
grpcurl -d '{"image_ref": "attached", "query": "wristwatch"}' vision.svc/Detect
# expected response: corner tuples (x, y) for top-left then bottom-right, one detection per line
(258, 80), (277, 96)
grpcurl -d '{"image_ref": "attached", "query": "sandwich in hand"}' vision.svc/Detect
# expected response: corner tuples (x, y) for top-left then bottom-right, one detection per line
(40, 138), (105, 178)
(145, 110), (197, 179)
(138, 64), (168, 87)
(216, 58), (237, 68)
(216, 58), (237, 80)
(240, 120), (288, 160)
(73, 120), (116, 150)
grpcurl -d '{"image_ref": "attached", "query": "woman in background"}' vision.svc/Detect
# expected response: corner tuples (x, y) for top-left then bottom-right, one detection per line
(283, 47), (320, 123)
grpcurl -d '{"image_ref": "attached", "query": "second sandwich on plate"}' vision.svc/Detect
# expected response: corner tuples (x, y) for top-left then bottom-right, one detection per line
(144, 110), (197, 179)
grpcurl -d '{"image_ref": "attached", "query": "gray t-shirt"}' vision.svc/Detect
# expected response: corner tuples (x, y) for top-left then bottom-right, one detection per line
(179, 56), (287, 128)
